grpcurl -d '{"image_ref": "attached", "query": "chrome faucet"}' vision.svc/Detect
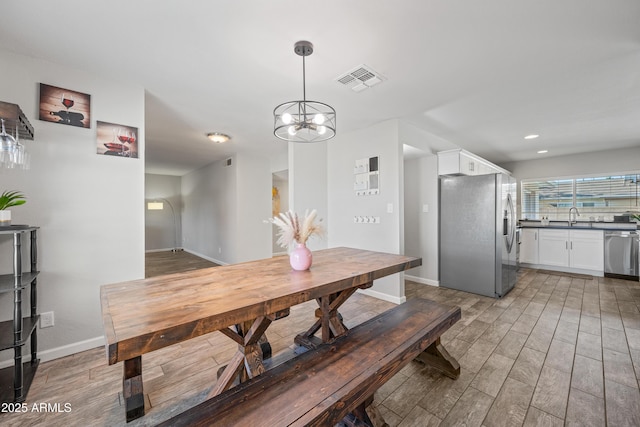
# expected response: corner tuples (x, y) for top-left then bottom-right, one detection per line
(569, 207), (580, 225)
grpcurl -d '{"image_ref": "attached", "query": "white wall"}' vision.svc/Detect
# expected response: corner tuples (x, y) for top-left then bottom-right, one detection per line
(501, 146), (640, 181)
(235, 153), (272, 262)
(145, 173), (182, 251)
(403, 155), (439, 285)
(327, 120), (404, 302)
(0, 50), (145, 363)
(288, 141), (328, 251)
(501, 146), (640, 217)
(181, 153), (271, 264)
(182, 157), (237, 264)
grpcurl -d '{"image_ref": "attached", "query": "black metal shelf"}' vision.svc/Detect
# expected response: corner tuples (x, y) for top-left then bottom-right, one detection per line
(0, 360), (39, 403)
(0, 226), (39, 403)
(0, 316), (40, 351)
(0, 272), (39, 294)
(0, 101), (34, 140)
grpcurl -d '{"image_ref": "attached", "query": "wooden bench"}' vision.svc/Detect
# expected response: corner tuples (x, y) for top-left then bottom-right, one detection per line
(157, 297), (461, 427)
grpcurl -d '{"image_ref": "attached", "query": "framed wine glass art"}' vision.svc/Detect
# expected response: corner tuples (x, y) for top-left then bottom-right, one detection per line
(96, 121), (139, 158)
(39, 83), (91, 128)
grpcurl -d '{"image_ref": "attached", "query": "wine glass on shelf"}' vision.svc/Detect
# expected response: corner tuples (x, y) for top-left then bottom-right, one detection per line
(60, 93), (74, 124)
(0, 118), (18, 168)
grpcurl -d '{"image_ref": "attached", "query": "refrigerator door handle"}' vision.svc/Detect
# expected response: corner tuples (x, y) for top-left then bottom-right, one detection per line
(503, 212), (508, 236)
(505, 193), (516, 253)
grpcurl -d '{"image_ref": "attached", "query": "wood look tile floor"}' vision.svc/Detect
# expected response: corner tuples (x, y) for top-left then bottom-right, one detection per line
(3, 253), (640, 426)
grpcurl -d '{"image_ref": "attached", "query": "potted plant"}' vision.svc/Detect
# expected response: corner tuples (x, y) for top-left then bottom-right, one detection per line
(0, 190), (26, 226)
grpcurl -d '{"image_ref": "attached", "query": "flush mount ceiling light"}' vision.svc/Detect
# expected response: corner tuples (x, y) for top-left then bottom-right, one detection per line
(274, 41), (336, 143)
(206, 132), (230, 143)
(524, 134), (539, 140)
(537, 150), (548, 154)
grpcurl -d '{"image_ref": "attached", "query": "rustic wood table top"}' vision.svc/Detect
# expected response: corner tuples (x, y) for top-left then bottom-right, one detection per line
(100, 247), (421, 365)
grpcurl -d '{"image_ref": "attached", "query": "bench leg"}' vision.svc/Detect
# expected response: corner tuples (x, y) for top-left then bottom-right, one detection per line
(123, 356), (144, 422)
(342, 395), (389, 427)
(414, 337), (460, 379)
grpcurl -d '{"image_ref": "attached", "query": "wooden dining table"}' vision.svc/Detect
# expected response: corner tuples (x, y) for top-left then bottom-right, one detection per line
(100, 247), (421, 422)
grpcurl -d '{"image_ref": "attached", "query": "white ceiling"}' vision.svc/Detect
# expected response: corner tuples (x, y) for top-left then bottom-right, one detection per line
(2, 1), (639, 176)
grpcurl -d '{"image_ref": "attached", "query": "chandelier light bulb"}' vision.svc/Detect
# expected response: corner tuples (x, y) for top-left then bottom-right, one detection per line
(317, 125), (326, 135)
(287, 125), (297, 136)
(282, 113), (293, 125)
(313, 114), (325, 125)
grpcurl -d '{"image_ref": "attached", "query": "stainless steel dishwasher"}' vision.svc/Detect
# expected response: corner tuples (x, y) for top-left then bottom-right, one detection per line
(604, 230), (639, 280)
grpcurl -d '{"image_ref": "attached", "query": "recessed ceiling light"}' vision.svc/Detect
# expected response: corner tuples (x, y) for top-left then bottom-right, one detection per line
(524, 134), (539, 140)
(206, 132), (231, 143)
(537, 150), (548, 154)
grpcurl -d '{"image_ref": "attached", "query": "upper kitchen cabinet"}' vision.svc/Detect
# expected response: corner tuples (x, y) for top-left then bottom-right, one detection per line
(437, 149), (510, 176)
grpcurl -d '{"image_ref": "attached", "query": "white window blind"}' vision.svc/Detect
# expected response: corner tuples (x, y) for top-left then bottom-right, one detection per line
(521, 174), (639, 220)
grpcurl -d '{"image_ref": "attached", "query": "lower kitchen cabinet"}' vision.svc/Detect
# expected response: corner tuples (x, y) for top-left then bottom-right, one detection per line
(527, 228), (604, 273)
(538, 229), (569, 267)
(520, 228), (539, 264)
(569, 230), (604, 271)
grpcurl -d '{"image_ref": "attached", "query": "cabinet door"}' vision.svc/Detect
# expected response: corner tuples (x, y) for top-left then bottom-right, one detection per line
(538, 229), (569, 267)
(437, 151), (461, 175)
(520, 228), (539, 264)
(460, 152), (477, 175)
(570, 230), (604, 271)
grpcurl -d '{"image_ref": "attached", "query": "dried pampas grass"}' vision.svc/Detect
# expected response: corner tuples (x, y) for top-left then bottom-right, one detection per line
(267, 209), (324, 248)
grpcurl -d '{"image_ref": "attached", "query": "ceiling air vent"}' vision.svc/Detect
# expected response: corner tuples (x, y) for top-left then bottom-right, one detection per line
(335, 64), (385, 93)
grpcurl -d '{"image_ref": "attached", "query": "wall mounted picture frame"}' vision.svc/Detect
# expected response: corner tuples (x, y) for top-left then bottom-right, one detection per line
(39, 83), (91, 128)
(96, 121), (139, 158)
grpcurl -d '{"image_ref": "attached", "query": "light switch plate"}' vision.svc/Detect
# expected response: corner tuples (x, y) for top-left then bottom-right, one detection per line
(387, 203), (393, 213)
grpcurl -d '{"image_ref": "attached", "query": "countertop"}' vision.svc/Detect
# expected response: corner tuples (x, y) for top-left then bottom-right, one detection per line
(519, 220), (638, 231)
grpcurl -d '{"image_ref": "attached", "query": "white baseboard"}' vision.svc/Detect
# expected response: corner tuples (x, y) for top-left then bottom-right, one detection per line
(357, 288), (406, 305)
(145, 247), (183, 253)
(0, 336), (105, 368)
(273, 251), (287, 257)
(183, 248), (229, 265)
(405, 275), (440, 287)
(520, 263), (603, 277)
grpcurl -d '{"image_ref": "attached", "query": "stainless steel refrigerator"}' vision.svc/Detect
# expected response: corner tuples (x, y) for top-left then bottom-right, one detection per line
(439, 173), (517, 298)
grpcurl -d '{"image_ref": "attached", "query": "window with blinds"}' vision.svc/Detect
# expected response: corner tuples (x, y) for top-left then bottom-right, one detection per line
(521, 174), (640, 220)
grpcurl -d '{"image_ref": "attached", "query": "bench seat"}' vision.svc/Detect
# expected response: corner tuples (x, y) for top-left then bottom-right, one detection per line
(158, 297), (461, 427)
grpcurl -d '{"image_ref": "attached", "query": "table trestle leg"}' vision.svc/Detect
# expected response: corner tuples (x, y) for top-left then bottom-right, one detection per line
(295, 286), (362, 349)
(208, 315), (275, 398)
(123, 356), (144, 422)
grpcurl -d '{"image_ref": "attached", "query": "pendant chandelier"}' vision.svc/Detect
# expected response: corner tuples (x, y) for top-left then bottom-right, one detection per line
(274, 41), (336, 143)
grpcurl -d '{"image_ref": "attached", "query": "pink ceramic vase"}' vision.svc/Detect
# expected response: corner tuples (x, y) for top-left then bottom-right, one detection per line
(289, 242), (312, 271)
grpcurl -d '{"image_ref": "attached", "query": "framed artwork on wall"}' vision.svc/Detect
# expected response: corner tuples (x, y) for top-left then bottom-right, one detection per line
(39, 83), (91, 128)
(96, 121), (138, 158)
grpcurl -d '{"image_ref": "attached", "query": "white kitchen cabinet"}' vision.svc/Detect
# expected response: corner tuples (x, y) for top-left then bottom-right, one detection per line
(437, 149), (510, 176)
(536, 228), (604, 272)
(520, 228), (539, 264)
(569, 230), (604, 271)
(538, 229), (569, 267)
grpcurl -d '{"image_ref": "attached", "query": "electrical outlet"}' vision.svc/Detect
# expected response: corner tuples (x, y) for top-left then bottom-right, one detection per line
(40, 311), (54, 328)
